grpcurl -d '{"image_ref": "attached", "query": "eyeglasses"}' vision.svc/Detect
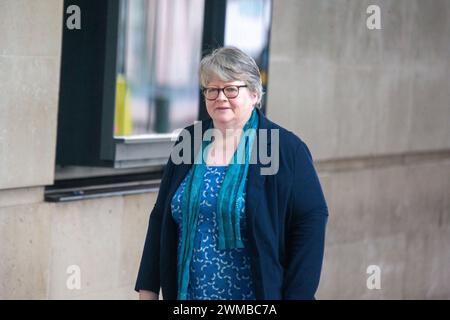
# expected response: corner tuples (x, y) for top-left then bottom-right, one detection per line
(202, 85), (248, 100)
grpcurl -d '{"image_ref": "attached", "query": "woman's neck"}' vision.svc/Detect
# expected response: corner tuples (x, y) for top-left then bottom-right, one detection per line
(212, 109), (253, 137)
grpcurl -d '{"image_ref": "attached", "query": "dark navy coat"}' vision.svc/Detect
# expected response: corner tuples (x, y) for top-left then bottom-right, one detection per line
(135, 108), (328, 299)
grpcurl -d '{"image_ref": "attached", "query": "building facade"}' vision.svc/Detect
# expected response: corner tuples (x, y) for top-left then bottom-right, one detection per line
(0, 0), (449, 299)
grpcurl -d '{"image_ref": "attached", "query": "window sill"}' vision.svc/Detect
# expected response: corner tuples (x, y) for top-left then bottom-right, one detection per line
(45, 170), (163, 203)
(113, 134), (177, 168)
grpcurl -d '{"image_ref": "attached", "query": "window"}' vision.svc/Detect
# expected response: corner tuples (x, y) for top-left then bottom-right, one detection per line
(49, 0), (272, 201)
(56, 0), (206, 176)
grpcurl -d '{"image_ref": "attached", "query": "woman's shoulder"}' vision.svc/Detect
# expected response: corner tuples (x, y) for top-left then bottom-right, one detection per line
(259, 115), (318, 180)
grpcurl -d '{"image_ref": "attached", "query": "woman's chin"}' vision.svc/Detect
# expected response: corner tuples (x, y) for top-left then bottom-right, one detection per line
(211, 112), (234, 123)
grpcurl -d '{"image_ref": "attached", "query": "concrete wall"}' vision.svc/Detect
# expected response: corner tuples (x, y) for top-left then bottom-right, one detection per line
(0, 0), (63, 190)
(0, 191), (155, 299)
(268, 0), (450, 159)
(268, 0), (450, 298)
(0, 0), (155, 299)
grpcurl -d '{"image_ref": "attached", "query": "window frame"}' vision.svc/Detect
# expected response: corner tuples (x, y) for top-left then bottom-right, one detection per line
(56, 0), (176, 173)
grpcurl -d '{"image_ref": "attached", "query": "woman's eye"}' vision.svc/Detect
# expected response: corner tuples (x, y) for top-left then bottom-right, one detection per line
(225, 87), (238, 93)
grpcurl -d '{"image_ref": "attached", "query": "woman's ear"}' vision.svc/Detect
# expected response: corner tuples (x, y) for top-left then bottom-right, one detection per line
(252, 92), (259, 105)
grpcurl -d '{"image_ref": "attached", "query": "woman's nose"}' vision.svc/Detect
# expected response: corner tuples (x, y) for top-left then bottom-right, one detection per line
(216, 89), (227, 100)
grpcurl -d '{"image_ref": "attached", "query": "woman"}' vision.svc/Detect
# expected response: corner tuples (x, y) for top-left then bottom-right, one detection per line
(135, 47), (328, 300)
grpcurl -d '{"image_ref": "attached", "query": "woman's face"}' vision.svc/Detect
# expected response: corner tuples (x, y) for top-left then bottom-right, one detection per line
(204, 78), (258, 128)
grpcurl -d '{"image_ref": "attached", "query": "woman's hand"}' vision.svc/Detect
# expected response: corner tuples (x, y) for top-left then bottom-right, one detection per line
(139, 290), (159, 300)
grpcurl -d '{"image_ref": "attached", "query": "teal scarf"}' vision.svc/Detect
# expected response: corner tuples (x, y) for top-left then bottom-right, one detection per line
(177, 108), (259, 300)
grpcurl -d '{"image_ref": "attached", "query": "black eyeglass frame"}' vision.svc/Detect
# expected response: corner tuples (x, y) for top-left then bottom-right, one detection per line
(202, 85), (248, 100)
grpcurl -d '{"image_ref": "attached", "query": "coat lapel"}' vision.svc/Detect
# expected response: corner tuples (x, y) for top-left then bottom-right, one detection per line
(245, 108), (271, 235)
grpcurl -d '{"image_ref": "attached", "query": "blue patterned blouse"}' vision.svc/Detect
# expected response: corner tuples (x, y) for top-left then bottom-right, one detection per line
(171, 165), (256, 300)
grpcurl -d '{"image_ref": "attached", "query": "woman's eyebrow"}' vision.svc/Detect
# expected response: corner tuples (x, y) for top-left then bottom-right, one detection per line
(207, 83), (241, 87)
